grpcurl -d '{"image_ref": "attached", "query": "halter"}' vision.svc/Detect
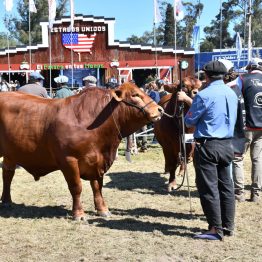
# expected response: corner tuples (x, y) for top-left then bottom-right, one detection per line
(110, 97), (155, 140)
(121, 99), (155, 115)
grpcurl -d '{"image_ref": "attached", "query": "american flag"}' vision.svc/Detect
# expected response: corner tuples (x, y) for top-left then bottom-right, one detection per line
(62, 33), (96, 53)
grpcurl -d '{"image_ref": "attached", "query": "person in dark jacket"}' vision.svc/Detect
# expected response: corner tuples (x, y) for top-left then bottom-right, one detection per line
(228, 57), (262, 202)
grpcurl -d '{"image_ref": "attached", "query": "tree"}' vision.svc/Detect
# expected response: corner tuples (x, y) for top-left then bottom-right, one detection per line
(250, 0), (262, 47)
(0, 33), (17, 48)
(127, 1), (169, 45)
(179, 1), (203, 47)
(4, 0), (68, 45)
(127, 31), (154, 45)
(127, 1), (203, 48)
(163, 3), (175, 46)
(200, 0), (262, 52)
(201, 1), (237, 51)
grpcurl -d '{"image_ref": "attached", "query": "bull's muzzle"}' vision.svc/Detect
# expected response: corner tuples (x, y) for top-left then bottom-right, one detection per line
(151, 106), (164, 122)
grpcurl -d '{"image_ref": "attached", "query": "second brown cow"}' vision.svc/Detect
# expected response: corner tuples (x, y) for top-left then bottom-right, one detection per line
(154, 76), (202, 191)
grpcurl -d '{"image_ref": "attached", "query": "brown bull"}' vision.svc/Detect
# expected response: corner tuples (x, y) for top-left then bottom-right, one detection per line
(0, 83), (163, 220)
(154, 76), (202, 191)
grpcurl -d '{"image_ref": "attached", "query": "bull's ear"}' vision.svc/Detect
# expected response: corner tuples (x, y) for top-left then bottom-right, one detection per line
(111, 89), (123, 101)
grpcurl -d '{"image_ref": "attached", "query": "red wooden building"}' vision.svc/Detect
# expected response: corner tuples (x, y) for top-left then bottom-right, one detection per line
(0, 14), (195, 89)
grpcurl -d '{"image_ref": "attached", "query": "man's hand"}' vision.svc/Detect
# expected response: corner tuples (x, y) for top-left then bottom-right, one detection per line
(177, 91), (193, 106)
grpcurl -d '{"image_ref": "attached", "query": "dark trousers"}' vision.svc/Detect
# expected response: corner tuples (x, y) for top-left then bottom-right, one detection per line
(193, 139), (235, 232)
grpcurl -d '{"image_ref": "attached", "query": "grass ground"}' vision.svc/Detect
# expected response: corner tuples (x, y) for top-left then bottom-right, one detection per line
(0, 143), (261, 262)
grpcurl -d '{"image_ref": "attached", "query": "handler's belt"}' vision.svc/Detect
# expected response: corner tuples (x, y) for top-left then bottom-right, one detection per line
(195, 137), (232, 144)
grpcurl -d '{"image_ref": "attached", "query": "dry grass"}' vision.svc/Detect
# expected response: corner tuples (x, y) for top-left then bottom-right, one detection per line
(0, 143), (261, 262)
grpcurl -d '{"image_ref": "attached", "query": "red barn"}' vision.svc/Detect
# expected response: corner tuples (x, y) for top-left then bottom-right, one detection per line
(0, 14), (195, 93)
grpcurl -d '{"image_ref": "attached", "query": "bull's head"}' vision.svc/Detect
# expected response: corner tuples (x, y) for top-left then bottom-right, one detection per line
(163, 76), (202, 98)
(183, 76), (202, 98)
(111, 82), (163, 122)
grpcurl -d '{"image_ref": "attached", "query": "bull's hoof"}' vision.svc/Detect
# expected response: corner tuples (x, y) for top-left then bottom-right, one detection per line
(168, 182), (177, 192)
(73, 215), (88, 222)
(72, 210), (87, 221)
(96, 210), (112, 217)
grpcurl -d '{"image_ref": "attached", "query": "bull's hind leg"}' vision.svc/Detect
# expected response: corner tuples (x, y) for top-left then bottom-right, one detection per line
(61, 161), (86, 221)
(1, 157), (16, 205)
(90, 178), (111, 217)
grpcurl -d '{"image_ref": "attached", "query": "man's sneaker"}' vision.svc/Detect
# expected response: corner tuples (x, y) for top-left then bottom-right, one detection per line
(193, 233), (223, 241)
(235, 193), (245, 202)
(251, 193), (260, 202)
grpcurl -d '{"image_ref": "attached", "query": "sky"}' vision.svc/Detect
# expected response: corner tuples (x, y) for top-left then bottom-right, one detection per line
(0, 0), (221, 41)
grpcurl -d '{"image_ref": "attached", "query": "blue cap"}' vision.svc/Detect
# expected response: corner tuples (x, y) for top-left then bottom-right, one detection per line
(30, 71), (44, 80)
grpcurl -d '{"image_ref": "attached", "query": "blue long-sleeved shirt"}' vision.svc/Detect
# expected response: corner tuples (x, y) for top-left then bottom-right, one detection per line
(185, 80), (238, 139)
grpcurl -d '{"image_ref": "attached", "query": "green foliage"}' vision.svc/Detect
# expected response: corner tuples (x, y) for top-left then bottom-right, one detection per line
(251, 0), (262, 47)
(177, 1), (203, 47)
(4, 0), (68, 45)
(0, 33), (18, 48)
(201, 0), (262, 51)
(163, 3), (175, 46)
(127, 1), (203, 48)
(127, 31), (154, 45)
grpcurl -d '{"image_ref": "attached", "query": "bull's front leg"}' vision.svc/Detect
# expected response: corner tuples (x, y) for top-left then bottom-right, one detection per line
(1, 158), (16, 206)
(168, 169), (177, 192)
(90, 178), (111, 217)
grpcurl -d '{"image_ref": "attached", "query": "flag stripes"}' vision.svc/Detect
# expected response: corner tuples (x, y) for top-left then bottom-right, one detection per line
(62, 33), (96, 53)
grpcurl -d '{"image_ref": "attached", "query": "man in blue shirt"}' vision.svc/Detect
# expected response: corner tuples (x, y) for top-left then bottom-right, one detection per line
(178, 60), (238, 241)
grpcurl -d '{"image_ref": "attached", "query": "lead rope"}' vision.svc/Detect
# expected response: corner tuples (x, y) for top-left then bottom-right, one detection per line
(180, 107), (194, 213)
(109, 96), (123, 141)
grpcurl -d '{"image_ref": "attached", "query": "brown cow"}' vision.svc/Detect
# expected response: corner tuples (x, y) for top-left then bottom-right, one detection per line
(0, 83), (163, 220)
(154, 76), (201, 191)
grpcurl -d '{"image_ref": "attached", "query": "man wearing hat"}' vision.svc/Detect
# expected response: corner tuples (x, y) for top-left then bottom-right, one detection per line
(178, 60), (238, 241)
(54, 75), (74, 98)
(19, 71), (49, 98)
(83, 75), (97, 88)
(228, 57), (262, 203)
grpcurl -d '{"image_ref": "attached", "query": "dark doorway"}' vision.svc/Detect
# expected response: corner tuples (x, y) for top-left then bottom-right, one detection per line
(132, 69), (157, 87)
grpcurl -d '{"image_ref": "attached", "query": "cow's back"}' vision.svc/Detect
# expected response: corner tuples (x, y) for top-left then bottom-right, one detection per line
(0, 92), (59, 173)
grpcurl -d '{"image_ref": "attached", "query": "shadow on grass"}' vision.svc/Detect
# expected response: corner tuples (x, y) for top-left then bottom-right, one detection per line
(105, 171), (199, 197)
(0, 203), (70, 219)
(89, 217), (202, 237)
(108, 207), (204, 220)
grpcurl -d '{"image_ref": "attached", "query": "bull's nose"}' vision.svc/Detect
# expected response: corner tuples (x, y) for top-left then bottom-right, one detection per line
(150, 106), (164, 122)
